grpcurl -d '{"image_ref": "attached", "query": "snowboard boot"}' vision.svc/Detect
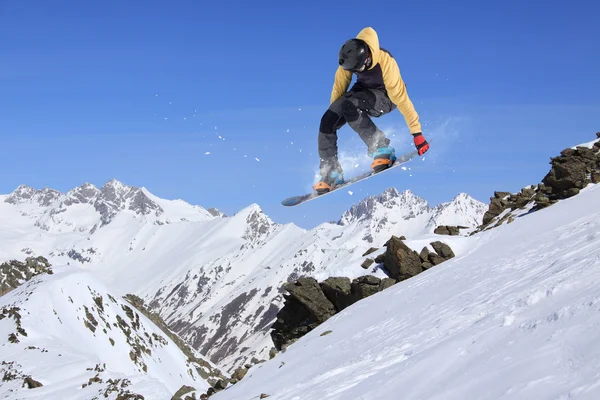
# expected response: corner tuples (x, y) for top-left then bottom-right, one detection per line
(313, 164), (344, 195)
(370, 146), (396, 173)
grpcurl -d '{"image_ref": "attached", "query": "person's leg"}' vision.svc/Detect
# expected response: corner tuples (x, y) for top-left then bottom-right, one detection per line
(317, 96), (347, 177)
(340, 89), (397, 171)
(340, 88), (396, 154)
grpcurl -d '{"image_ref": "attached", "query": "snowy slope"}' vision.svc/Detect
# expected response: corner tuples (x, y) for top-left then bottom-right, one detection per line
(0, 266), (213, 399)
(0, 180), (486, 373)
(211, 181), (600, 400)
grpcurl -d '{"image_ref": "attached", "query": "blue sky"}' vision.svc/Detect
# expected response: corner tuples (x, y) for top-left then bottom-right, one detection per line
(1, 0), (598, 229)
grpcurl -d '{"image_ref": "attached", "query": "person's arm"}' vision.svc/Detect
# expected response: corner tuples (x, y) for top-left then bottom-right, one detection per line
(330, 66), (352, 104)
(380, 52), (422, 134)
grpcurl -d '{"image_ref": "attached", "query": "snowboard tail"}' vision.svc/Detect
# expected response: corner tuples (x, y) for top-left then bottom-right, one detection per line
(281, 148), (420, 207)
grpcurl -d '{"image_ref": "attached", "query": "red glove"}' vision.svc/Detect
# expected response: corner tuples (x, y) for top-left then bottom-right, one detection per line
(412, 132), (429, 156)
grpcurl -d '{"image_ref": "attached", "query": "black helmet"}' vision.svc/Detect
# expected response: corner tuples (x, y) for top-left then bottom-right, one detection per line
(338, 39), (369, 72)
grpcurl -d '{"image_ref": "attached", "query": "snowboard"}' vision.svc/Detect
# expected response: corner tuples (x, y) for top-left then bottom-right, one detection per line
(281, 148), (420, 207)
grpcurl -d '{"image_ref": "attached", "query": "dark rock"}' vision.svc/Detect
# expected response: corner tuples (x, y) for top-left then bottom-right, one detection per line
(383, 236), (423, 281)
(378, 278), (396, 291)
(427, 252), (446, 266)
(172, 385), (195, 400)
(24, 376), (43, 389)
(351, 276), (381, 299)
(419, 247), (430, 262)
(361, 258), (374, 269)
(374, 253), (386, 264)
(422, 262), (434, 270)
(232, 366), (248, 381)
(362, 247), (378, 257)
(283, 277), (336, 323)
(384, 236), (406, 247)
(482, 197), (506, 225)
(596, 132), (600, 138)
(430, 242), (455, 260)
(269, 347), (278, 359)
(214, 379), (229, 390)
(541, 144), (599, 199)
(271, 277), (337, 350)
(320, 277), (354, 312)
(476, 132), (600, 232)
(434, 225), (460, 236)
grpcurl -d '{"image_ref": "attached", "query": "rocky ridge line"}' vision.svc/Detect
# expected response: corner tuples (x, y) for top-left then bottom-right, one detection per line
(270, 235), (456, 351)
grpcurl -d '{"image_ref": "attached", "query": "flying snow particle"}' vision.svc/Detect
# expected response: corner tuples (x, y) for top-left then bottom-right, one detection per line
(354, 164), (359, 168)
(291, 141), (294, 145)
(401, 166), (407, 170)
(184, 117), (187, 120)
(255, 157), (260, 162)
(287, 129), (290, 132)
(169, 101), (172, 104)
(205, 152), (211, 155)
(348, 191), (353, 195)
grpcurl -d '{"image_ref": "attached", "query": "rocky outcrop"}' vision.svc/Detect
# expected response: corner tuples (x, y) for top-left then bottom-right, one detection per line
(434, 225), (466, 236)
(476, 133), (600, 232)
(123, 295), (226, 387)
(541, 142), (600, 199)
(0, 256), (53, 296)
(207, 208), (227, 218)
(270, 236), (456, 351)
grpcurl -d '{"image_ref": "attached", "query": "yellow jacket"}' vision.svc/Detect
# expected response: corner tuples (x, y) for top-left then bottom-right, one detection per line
(330, 27), (422, 134)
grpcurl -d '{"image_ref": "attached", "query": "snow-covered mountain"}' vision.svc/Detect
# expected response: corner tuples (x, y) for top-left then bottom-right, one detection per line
(211, 173), (600, 400)
(337, 188), (487, 243)
(0, 179), (486, 374)
(3, 179), (214, 234)
(0, 263), (218, 400)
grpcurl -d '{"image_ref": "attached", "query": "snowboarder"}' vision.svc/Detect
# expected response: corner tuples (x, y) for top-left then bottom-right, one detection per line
(313, 27), (430, 195)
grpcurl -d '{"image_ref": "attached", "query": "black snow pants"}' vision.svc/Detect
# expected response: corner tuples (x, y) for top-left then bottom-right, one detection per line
(318, 87), (396, 174)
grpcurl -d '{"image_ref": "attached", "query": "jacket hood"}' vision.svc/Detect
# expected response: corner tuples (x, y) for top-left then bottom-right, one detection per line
(356, 27), (381, 70)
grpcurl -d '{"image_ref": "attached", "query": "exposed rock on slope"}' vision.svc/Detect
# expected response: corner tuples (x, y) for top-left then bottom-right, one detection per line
(123, 294), (226, 387)
(476, 132), (600, 232)
(0, 267), (212, 399)
(0, 256), (52, 296)
(270, 236), (456, 350)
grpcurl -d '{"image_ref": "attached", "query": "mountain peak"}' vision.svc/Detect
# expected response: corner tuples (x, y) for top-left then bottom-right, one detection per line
(428, 193), (488, 230)
(5, 184), (62, 207)
(93, 180), (162, 227)
(339, 188), (429, 226)
(233, 203), (276, 244)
